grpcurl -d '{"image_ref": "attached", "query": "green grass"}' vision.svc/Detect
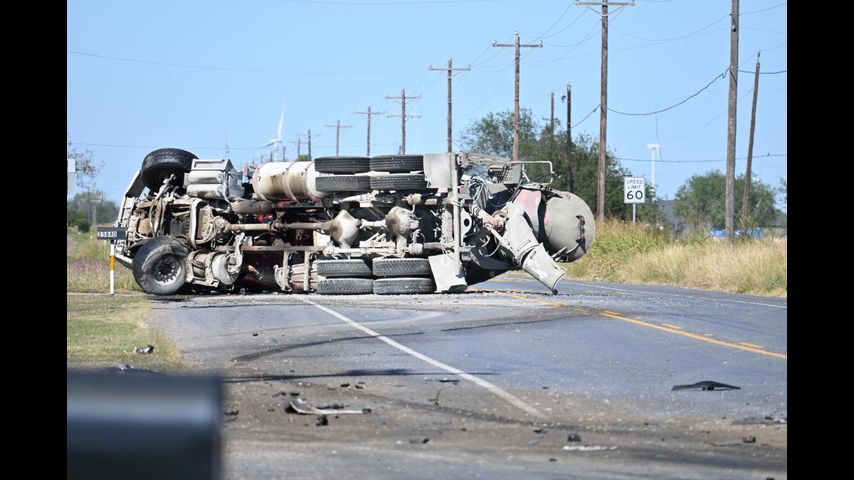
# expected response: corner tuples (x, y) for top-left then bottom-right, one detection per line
(562, 219), (787, 297)
(67, 294), (183, 370)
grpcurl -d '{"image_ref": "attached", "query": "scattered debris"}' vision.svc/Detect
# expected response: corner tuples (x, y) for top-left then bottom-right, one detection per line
(566, 433), (582, 442)
(548, 458), (557, 462)
(732, 415), (787, 425)
(273, 391), (300, 398)
(428, 390), (442, 406)
(286, 398), (371, 415)
(528, 440), (540, 445)
(355, 384), (365, 389)
(562, 445), (617, 452)
(671, 381), (741, 391)
(533, 428), (547, 434)
(251, 332), (259, 337)
(315, 415), (329, 426)
(742, 436), (756, 444)
(340, 383), (351, 388)
(224, 409), (239, 416)
(134, 345), (155, 354)
(438, 378), (460, 384)
(409, 437), (429, 444)
(102, 363), (162, 376)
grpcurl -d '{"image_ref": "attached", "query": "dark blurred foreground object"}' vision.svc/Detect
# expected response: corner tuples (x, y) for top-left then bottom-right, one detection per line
(67, 370), (222, 480)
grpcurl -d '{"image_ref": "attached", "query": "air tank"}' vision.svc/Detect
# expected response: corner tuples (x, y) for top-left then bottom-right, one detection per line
(251, 161), (325, 202)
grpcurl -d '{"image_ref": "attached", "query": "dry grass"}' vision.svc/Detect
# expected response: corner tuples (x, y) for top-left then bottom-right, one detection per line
(67, 228), (140, 293)
(562, 220), (787, 297)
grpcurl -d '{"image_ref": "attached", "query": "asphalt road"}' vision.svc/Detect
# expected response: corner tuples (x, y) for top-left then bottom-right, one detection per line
(147, 274), (787, 479)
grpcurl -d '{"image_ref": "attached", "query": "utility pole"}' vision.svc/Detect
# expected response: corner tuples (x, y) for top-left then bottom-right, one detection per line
(386, 89), (421, 154)
(308, 129), (313, 159)
(725, 0), (739, 238)
(550, 91), (556, 135)
(355, 106), (385, 156)
(429, 58), (471, 152)
(290, 134), (305, 159)
(742, 50), (760, 226)
(89, 190), (103, 226)
(562, 84), (573, 192)
(493, 32), (543, 162)
(324, 120), (353, 156)
(577, 1), (634, 222)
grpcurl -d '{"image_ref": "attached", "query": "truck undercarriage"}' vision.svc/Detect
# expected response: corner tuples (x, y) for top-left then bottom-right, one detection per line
(114, 148), (595, 295)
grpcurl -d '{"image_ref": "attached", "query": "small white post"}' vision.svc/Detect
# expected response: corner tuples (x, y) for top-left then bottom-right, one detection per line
(109, 243), (116, 295)
(632, 203), (636, 224)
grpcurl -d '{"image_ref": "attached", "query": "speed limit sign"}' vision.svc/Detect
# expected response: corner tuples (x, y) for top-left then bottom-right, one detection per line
(624, 177), (646, 204)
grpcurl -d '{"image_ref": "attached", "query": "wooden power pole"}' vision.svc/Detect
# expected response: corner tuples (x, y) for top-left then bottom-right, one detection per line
(726, 0), (740, 238)
(324, 120), (353, 156)
(742, 50), (760, 226)
(550, 91), (556, 135)
(429, 58), (471, 152)
(493, 32), (542, 162)
(355, 106), (384, 156)
(577, 1), (634, 222)
(561, 83), (573, 192)
(386, 89), (421, 154)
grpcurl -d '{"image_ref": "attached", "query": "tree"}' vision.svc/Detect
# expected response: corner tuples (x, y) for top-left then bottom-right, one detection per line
(67, 190), (119, 226)
(67, 133), (104, 191)
(674, 170), (778, 229)
(461, 110), (662, 223)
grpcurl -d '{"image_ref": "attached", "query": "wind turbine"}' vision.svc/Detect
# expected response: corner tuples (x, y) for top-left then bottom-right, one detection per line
(263, 101), (285, 161)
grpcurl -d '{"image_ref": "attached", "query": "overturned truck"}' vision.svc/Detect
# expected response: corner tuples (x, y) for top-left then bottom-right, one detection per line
(114, 148), (595, 295)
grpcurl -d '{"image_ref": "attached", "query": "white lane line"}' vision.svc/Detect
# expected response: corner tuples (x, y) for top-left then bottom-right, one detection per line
(561, 281), (787, 310)
(297, 296), (543, 418)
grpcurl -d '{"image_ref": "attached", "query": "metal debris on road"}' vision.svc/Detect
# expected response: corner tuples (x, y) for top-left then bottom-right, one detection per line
(671, 381), (741, 391)
(567, 433), (582, 442)
(562, 445), (617, 452)
(409, 437), (429, 444)
(315, 415), (329, 426)
(438, 378), (460, 384)
(134, 345), (155, 354)
(286, 398), (371, 415)
(533, 428), (547, 434)
(742, 436), (756, 443)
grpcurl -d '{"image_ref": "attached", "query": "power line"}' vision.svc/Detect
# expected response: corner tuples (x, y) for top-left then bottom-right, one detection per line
(617, 153), (786, 163)
(608, 68), (728, 116)
(573, 104), (600, 128)
(612, 14), (728, 42)
(535, 3), (575, 39)
(67, 50), (421, 75)
(741, 1), (786, 15)
(276, 0), (501, 4)
(738, 69), (786, 75)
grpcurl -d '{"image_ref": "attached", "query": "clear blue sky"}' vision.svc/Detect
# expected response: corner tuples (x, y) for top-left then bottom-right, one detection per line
(67, 0), (787, 210)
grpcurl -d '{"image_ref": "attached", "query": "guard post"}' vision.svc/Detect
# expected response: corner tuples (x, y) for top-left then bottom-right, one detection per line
(96, 227), (127, 295)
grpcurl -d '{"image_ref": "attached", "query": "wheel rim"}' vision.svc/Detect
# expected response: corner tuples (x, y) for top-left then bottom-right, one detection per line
(152, 255), (181, 286)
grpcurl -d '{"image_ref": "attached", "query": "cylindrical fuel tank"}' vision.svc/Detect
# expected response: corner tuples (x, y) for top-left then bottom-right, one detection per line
(510, 188), (595, 262)
(251, 161), (325, 202)
(542, 191), (595, 262)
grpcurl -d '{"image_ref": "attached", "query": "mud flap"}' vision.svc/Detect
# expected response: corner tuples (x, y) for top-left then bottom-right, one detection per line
(428, 253), (468, 293)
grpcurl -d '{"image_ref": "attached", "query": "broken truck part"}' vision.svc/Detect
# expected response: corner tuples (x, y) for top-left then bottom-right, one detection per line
(114, 148), (595, 295)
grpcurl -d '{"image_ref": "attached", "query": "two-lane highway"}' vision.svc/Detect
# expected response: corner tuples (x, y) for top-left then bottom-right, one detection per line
(147, 275), (787, 479)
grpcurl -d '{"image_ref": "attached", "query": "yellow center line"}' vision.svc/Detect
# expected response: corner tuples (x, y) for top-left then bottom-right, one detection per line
(660, 323), (684, 330)
(738, 342), (765, 349)
(495, 292), (787, 360)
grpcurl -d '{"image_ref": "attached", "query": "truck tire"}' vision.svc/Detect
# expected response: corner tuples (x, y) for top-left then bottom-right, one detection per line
(370, 155), (424, 173)
(132, 237), (189, 295)
(316, 175), (372, 192)
(370, 174), (428, 191)
(314, 156), (371, 173)
(373, 277), (435, 295)
(316, 278), (374, 295)
(372, 258), (431, 277)
(141, 148), (197, 191)
(316, 259), (372, 278)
